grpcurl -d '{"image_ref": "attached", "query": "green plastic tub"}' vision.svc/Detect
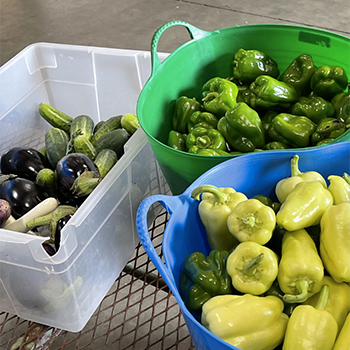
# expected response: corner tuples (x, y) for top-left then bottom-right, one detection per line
(137, 21), (350, 195)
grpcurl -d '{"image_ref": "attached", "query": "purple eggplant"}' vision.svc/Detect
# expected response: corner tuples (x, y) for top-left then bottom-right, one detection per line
(0, 199), (11, 227)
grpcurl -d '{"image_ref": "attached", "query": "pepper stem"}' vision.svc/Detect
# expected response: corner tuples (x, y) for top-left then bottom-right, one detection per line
(202, 91), (219, 103)
(343, 172), (350, 185)
(191, 185), (227, 204)
(283, 279), (309, 303)
(243, 214), (256, 228)
(290, 155), (302, 177)
(241, 253), (264, 277)
(315, 284), (329, 310)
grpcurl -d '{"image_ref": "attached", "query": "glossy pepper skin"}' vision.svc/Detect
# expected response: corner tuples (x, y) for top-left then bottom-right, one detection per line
(201, 77), (238, 117)
(275, 154), (327, 204)
(311, 117), (345, 145)
(227, 198), (276, 245)
(186, 127), (227, 152)
(218, 102), (265, 152)
(179, 250), (233, 313)
(191, 185), (246, 251)
(333, 313), (350, 350)
(303, 275), (350, 334)
(232, 48), (280, 83)
(249, 75), (298, 111)
(226, 241), (279, 295)
(201, 294), (288, 350)
(279, 54), (315, 97)
(189, 148), (230, 156)
(310, 65), (348, 101)
(277, 229), (324, 303)
(276, 181), (333, 231)
(167, 130), (187, 151)
(187, 111), (218, 132)
(171, 96), (202, 134)
(271, 113), (316, 148)
(291, 96), (335, 124)
(320, 202), (350, 283)
(328, 173), (350, 204)
(283, 285), (338, 350)
(331, 90), (350, 122)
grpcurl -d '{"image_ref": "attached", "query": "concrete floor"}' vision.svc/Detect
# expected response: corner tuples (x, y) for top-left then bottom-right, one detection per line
(1, 0), (350, 66)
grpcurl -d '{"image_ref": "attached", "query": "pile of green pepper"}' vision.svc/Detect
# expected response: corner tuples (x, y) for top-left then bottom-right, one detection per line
(167, 49), (349, 155)
(179, 155), (350, 349)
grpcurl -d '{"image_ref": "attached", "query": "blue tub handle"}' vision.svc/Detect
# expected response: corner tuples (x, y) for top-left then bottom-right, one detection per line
(150, 21), (211, 75)
(136, 194), (184, 294)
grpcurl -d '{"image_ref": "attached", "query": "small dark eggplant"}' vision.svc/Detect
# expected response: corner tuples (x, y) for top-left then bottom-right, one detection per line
(56, 153), (100, 199)
(0, 176), (49, 219)
(54, 214), (73, 251)
(1, 147), (50, 182)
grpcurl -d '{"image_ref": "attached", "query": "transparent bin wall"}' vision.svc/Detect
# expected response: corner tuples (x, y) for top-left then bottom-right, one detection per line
(0, 43), (169, 332)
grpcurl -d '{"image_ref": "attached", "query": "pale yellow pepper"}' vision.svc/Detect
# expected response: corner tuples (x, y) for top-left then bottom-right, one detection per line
(333, 312), (350, 350)
(328, 173), (350, 204)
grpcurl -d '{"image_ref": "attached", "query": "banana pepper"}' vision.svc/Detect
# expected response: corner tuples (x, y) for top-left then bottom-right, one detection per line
(303, 275), (350, 334)
(328, 173), (350, 204)
(227, 198), (276, 245)
(277, 229), (324, 303)
(191, 185), (247, 251)
(283, 284), (338, 350)
(179, 250), (233, 313)
(201, 294), (288, 350)
(320, 202), (350, 283)
(275, 154), (327, 204)
(226, 241), (279, 295)
(333, 313), (350, 350)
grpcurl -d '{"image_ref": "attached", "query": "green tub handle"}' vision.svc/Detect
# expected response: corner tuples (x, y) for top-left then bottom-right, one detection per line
(150, 21), (211, 74)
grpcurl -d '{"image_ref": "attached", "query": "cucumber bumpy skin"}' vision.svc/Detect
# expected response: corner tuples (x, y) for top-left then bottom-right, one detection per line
(73, 135), (97, 161)
(45, 128), (69, 169)
(70, 115), (95, 141)
(91, 115), (123, 145)
(94, 149), (118, 178)
(93, 128), (130, 158)
(39, 103), (73, 134)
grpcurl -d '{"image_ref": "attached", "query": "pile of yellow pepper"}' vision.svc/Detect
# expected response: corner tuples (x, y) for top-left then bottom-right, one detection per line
(183, 155), (350, 350)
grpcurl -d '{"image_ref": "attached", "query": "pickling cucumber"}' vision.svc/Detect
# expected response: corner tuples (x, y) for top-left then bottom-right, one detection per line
(91, 115), (123, 144)
(39, 103), (73, 134)
(70, 115), (95, 140)
(45, 128), (69, 169)
(121, 113), (140, 135)
(93, 128), (130, 158)
(73, 135), (97, 160)
(94, 149), (118, 178)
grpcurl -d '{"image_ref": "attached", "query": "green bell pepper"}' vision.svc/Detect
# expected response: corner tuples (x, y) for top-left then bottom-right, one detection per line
(187, 111), (218, 132)
(201, 77), (239, 117)
(232, 48), (280, 83)
(236, 84), (254, 106)
(279, 54), (315, 97)
(261, 110), (279, 143)
(189, 148), (230, 156)
(172, 96), (202, 134)
(167, 130), (187, 151)
(331, 90), (350, 122)
(310, 65), (348, 101)
(250, 75), (298, 111)
(217, 102), (265, 152)
(186, 126), (227, 152)
(264, 141), (290, 150)
(291, 96), (335, 124)
(179, 250), (233, 313)
(271, 113), (317, 148)
(311, 117), (346, 145)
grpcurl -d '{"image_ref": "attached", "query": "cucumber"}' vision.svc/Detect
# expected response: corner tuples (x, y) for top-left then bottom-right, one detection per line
(39, 103), (73, 134)
(73, 135), (97, 160)
(36, 168), (58, 197)
(91, 115), (123, 145)
(94, 149), (118, 178)
(93, 120), (106, 134)
(121, 113), (140, 135)
(70, 115), (95, 140)
(45, 128), (69, 169)
(93, 128), (130, 158)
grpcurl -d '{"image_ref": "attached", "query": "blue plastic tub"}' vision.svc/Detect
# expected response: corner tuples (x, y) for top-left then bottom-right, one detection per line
(136, 142), (350, 350)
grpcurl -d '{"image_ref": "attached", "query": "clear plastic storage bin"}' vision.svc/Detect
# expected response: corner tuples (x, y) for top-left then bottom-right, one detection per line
(0, 43), (169, 332)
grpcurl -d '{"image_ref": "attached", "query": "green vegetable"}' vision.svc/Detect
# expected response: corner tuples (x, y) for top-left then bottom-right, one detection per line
(217, 102), (265, 152)
(121, 113), (140, 135)
(271, 113), (317, 148)
(232, 48), (280, 83)
(36, 168), (58, 197)
(167, 130), (187, 151)
(39, 103), (73, 134)
(331, 91), (350, 122)
(91, 115), (122, 144)
(189, 148), (230, 156)
(93, 128), (130, 158)
(249, 75), (298, 111)
(201, 77), (238, 117)
(310, 65), (348, 100)
(186, 127), (227, 152)
(73, 135), (97, 160)
(171, 96), (202, 134)
(70, 115), (95, 140)
(179, 249), (233, 313)
(94, 149), (118, 178)
(279, 54), (315, 97)
(263, 141), (290, 150)
(187, 111), (218, 132)
(291, 96), (335, 124)
(311, 117), (346, 145)
(45, 128), (69, 169)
